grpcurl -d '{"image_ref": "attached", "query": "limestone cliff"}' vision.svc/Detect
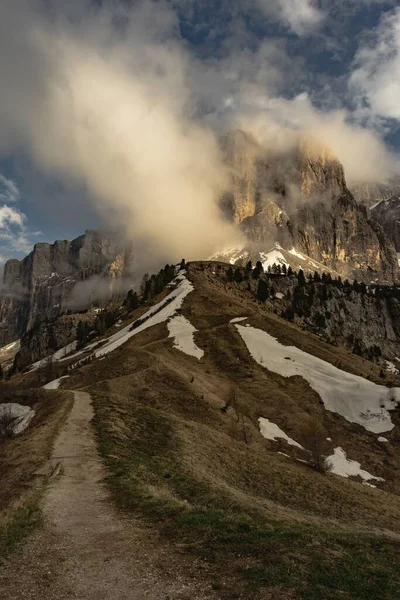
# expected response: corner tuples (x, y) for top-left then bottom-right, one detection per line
(350, 176), (400, 207)
(0, 230), (125, 346)
(221, 130), (398, 281)
(371, 196), (400, 252)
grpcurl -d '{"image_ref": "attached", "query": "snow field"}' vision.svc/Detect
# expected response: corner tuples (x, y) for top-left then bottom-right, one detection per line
(258, 417), (304, 449)
(325, 447), (384, 483)
(236, 324), (399, 433)
(0, 403), (35, 434)
(43, 376), (69, 390)
(167, 315), (204, 360)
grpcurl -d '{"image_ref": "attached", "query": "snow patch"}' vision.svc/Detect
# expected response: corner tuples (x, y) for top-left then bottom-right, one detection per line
(29, 341), (78, 371)
(43, 376), (69, 390)
(94, 274), (195, 358)
(288, 247), (305, 260)
(208, 245), (247, 265)
(0, 403), (35, 435)
(325, 447), (384, 482)
(236, 324), (399, 433)
(260, 243), (289, 271)
(385, 360), (398, 374)
(0, 340), (20, 353)
(275, 292), (284, 300)
(258, 417), (304, 449)
(230, 317), (248, 323)
(378, 436), (388, 443)
(167, 315), (204, 360)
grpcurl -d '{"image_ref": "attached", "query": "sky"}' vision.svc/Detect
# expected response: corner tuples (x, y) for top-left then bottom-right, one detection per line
(0, 0), (400, 267)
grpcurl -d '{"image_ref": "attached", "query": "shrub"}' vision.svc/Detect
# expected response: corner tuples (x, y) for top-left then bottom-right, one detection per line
(298, 418), (331, 474)
(0, 407), (16, 440)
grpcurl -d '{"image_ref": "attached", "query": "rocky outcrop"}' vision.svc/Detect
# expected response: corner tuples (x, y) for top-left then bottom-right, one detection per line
(268, 276), (400, 361)
(0, 230), (126, 347)
(14, 312), (98, 371)
(350, 176), (400, 208)
(220, 130), (399, 281)
(371, 196), (400, 252)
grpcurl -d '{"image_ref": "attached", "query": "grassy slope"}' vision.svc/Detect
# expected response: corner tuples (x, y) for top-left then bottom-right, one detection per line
(62, 263), (400, 598)
(0, 389), (73, 563)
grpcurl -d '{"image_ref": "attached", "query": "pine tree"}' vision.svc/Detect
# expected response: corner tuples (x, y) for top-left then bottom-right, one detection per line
(140, 273), (150, 300)
(282, 264), (287, 276)
(77, 321), (85, 344)
(126, 290), (140, 312)
(256, 260), (264, 273)
(257, 279), (269, 301)
(297, 269), (306, 286)
(246, 260), (252, 272)
(179, 258), (186, 270)
(233, 268), (243, 283)
(287, 266), (293, 277)
(227, 266), (234, 281)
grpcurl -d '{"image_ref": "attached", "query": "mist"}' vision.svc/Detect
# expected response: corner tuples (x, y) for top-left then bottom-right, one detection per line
(0, 1), (242, 264)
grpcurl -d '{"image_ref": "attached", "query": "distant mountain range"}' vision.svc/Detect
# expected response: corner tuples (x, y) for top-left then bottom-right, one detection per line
(1, 129), (399, 360)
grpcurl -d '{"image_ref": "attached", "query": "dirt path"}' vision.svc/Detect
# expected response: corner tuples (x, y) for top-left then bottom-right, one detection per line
(0, 391), (218, 600)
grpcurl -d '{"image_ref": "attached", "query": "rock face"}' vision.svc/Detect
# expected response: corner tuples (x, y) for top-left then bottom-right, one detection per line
(371, 196), (400, 252)
(350, 176), (400, 208)
(264, 274), (400, 361)
(14, 312), (97, 371)
(0, 230), (126, 347)
(220, 130), (399, 281)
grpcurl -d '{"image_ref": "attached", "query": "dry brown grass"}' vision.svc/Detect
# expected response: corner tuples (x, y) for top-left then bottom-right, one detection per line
(65, 262), (400, 532)
(0, 388), (73, 561)
(36, 262), (400, 597)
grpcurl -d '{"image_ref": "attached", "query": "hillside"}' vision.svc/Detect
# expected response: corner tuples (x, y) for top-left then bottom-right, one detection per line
(5, 262), (399, 598)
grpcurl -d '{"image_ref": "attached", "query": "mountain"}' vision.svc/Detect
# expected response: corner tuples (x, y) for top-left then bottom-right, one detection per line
(371, 196), (400, 253)
(0, 230), (128, 347)
(350, 175), (400, 207)
(1, 129), (399, 368)
(218, 130), (399, 281)
(5, 262), (400, 599)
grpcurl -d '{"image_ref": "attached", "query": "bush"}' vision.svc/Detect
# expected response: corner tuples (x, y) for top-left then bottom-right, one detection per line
(298, 418), (331, 474)
(0, 407), (16, 440)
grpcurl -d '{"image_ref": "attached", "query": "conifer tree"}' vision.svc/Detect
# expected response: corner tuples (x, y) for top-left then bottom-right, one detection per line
(257, 279), (269, 301)
(233, 268), (243, 283)
(297, 268), (306, 286)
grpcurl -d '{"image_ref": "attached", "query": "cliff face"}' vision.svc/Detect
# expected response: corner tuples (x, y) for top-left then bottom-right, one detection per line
(0, 230), (126, 346)
(350, 176), (400, 207)
(221, 130), (399, 281)
(371, 196), (400, 252)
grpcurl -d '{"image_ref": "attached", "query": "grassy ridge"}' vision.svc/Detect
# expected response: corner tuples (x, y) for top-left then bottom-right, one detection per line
(93, 392), (400, 599)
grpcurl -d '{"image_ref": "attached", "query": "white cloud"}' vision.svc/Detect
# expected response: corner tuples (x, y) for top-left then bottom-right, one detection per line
(227, 91), (398, 183)
(256, 0), (324, 35)
(0, 175), (21, 203)
(0, 203), (35, 259)
(0, 205), (25, 229)
(350, 7), (400, 122)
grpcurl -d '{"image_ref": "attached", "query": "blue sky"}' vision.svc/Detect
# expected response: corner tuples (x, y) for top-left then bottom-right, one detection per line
(0, 0), (399, 266)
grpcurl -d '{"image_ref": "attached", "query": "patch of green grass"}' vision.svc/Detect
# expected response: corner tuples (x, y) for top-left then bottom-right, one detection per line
(92, 392), (400, 599)
(0, 497), (43, 566)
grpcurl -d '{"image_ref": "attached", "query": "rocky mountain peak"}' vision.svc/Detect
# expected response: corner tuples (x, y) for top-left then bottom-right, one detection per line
(0, 230), (127, 347)
(219, 129), (398, 281)
(296, 136), (347, 201)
